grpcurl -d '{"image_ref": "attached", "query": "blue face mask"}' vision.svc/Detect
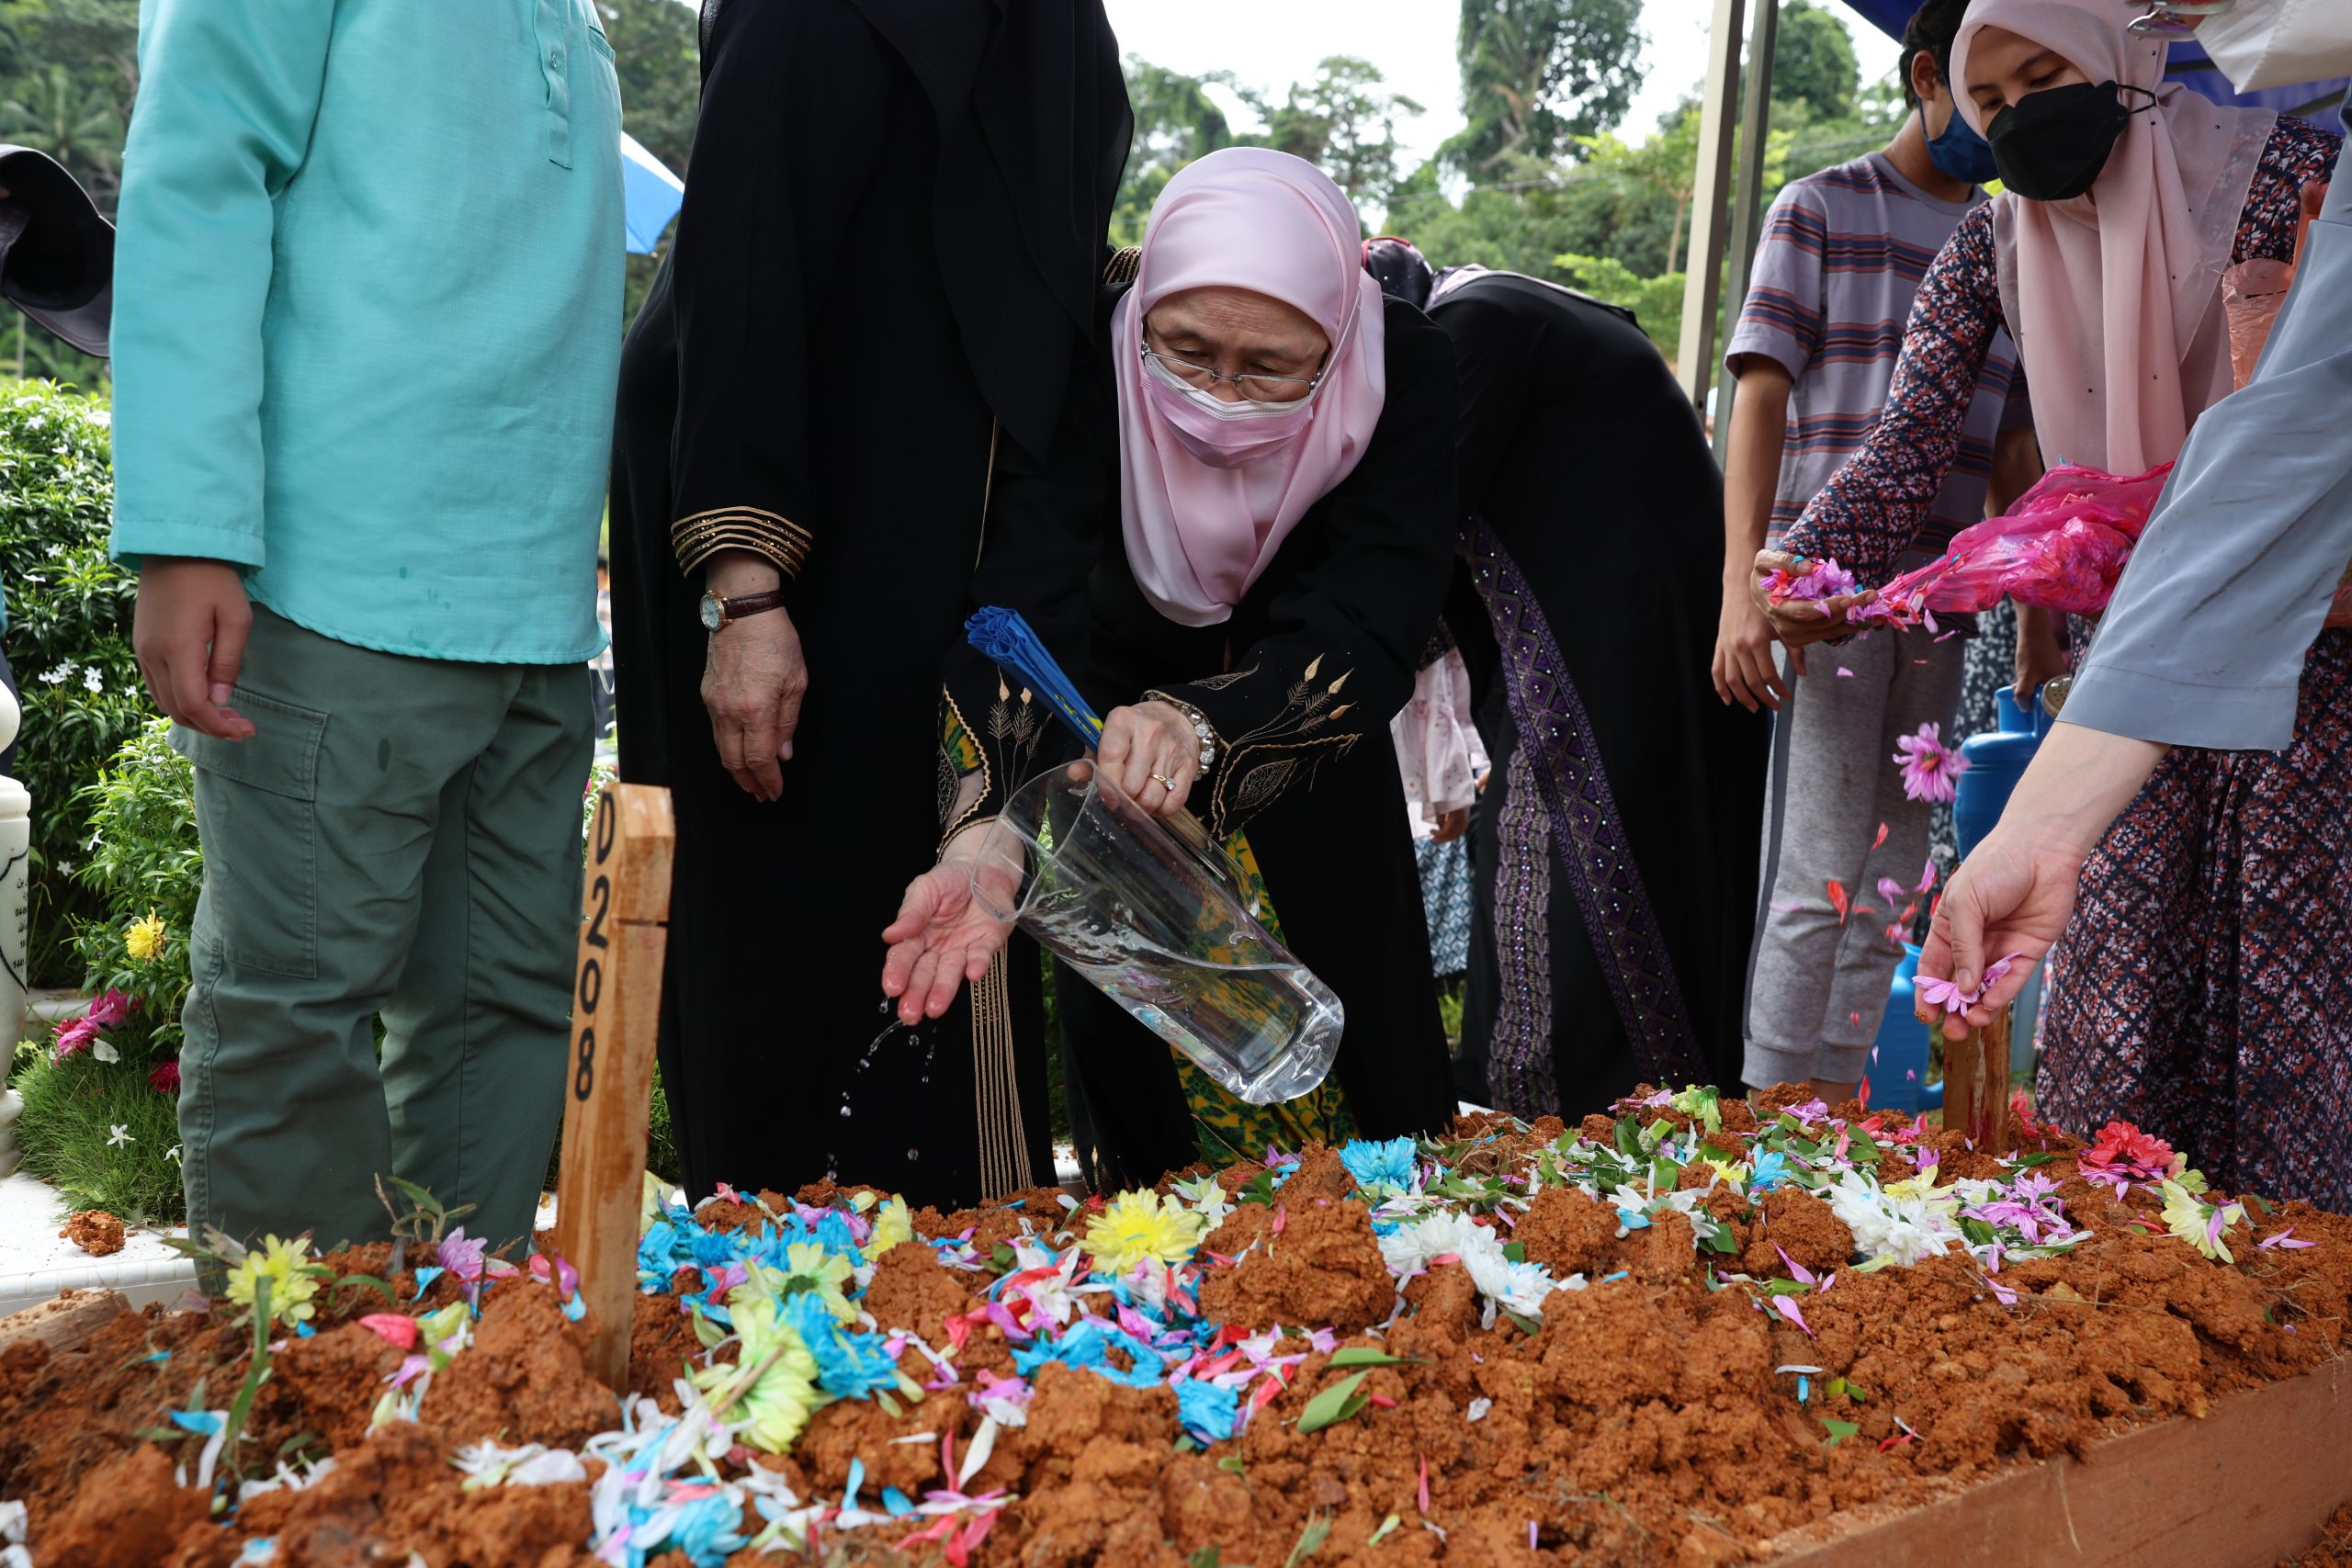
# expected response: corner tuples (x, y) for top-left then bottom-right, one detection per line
(1922, 97), (2000, 186)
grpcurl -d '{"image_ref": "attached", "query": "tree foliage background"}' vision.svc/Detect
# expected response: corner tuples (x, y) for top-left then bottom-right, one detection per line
(0, 0), (1891, 367)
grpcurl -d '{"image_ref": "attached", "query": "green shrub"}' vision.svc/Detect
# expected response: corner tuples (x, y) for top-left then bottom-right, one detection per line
(0, 380), (154, 986)
(10, 1044), (185, 1224)
(67, 717), (200, 1064)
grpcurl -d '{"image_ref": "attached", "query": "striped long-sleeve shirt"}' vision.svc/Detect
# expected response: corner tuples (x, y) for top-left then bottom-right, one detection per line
(1724, 152), (2029, 573)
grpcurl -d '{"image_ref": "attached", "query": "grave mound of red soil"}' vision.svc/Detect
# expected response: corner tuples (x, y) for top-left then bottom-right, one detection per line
(3, 1090), (2349, 1566)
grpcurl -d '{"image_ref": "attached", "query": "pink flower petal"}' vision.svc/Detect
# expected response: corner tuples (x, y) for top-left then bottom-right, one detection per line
(1770, 1294), (1815, 1337)
(359, 1313), (419, 1350)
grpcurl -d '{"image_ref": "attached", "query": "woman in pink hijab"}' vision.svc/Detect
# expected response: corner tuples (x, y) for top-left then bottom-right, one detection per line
(1753, 0), (2344, 1205)
(891, 148), (1463, 1187)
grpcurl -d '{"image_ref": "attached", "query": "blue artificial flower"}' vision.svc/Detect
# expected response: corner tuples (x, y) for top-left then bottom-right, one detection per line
(1747, 1150), (1791, 1192)
(1012, 1318), (1170, 1391)
(810, 1211), (859, 1255)
(881, 1486), (916, 1518)
(1338, 1137), (1419, 1193)
(662, 1492), (750, 1568)
(782, 1292), (899, 1401)
(1175, 1378), (1239, 1443)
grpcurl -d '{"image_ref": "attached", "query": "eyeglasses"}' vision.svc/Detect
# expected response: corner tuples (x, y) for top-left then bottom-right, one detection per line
(2127, 0), (2235, 35)
(1141, 343), (1324, 403)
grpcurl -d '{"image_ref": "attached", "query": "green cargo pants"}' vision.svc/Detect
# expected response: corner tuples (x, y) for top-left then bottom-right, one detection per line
(175, 605), (592, 1251)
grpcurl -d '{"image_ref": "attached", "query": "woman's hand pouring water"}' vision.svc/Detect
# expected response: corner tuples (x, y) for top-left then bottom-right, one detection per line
(1097, 701), (1200, 818)
(880, 824), (1019, 1024)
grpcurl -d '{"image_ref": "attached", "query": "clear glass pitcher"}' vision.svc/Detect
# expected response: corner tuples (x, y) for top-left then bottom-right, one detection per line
(971, 760), (1342, 1106)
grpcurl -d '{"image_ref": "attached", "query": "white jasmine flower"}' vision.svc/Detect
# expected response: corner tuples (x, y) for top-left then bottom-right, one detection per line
(107, 1122), (133, 1146)
(38, 662), (72, 685)
(82, 667), (102, 693)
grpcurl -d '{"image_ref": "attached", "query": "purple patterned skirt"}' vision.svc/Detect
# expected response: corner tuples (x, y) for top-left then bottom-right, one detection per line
(2039, 628), (2352, 1210)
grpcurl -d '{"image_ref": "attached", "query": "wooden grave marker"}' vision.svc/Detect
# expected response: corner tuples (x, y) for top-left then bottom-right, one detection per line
(1939, 1008), (2013, 1156)
(553, 782), (674, 1389)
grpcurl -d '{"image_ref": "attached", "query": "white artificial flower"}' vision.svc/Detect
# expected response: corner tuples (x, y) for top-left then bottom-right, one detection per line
(107, 1122), (133, 1147)
(1377, 1210), (1568, 1320)
(1170, 1173), (1234, 1227)
(1821, 1169), (1962, 1267)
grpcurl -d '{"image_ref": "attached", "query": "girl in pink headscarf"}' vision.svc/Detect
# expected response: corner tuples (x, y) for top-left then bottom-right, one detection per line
(1752, 0), (2345, 1207)
(885, 148), (1463, 1187)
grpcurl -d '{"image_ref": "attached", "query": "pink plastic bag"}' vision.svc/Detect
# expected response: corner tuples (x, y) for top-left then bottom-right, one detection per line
(1874, 462), (2175, 621)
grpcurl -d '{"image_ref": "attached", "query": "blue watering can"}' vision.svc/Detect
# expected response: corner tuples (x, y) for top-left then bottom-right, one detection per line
(1881, 683), (2052, 1111)
(1868, 944), (1941, 1112)
(1953, 685), (2049, 859)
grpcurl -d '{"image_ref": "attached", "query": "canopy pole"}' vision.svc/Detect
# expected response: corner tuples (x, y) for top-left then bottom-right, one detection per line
(1712, 0), (1781, 456)
(1676, 0), (1749, 411)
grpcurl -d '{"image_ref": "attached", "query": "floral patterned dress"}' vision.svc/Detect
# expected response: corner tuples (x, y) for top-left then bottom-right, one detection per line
(1783, 118), (2350, 1209)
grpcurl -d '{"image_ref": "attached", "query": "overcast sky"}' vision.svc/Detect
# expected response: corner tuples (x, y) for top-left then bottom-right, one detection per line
(1096, 0), (1904, 169)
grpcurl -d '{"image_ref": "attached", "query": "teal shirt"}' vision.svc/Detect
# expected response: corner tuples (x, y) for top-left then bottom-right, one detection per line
(108, 0), (623, 663)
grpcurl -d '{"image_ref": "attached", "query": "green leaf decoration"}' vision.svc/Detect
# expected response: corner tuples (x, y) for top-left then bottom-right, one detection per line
(1328, 1348), (1425, 1369)
(1284, 1512), (1333, 1567)
(1217, 1453), (1249, 1477)
(1296, 1370), (1374, 1434)
(1821, 1418), (1860, 1447)
(332, 1273), (398, 1311)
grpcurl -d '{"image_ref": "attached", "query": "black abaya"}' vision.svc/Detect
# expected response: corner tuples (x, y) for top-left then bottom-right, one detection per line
(1431, 274), (1769, 1114)
(608, 0), (1126, 1208)
(1057, 291), (1463, 1190)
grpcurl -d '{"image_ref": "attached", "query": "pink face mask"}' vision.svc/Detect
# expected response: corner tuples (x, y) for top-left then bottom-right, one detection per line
(1139, 350), (1324, 469)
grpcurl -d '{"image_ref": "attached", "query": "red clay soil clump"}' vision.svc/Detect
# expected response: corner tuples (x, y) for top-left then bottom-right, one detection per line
(57, 1209), (125, 1258)
(3, 1104), (2352, 1565)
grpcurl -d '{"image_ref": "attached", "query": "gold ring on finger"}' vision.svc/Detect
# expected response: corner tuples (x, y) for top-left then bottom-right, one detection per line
(1149, 773), (1174, 789)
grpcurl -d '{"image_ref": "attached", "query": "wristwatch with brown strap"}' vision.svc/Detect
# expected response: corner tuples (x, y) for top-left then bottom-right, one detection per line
(697, 587), (787, 631)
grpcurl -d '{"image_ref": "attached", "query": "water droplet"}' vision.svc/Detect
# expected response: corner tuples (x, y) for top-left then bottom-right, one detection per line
(906, 1148), (921, 1162)
(920, 1075), (930, 1084)
(839, 1106), (853, 1118)
(879, 999), (892, 1013)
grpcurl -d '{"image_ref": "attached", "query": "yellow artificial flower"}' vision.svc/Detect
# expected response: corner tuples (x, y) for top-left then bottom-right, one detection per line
(694, 1294), (827, 1453)
(1699, 1156), (1747, 1188)
(224, 1235), (322, 1328)
(2159, 1179), (2245, 1263)
(866, 1197), (914, 1258)
(1882, 1171), (1949, 1204)
(742, 1242), (857, 1323)
(1083, 1189), (1206, 1275)
(124, 912), (168, 963)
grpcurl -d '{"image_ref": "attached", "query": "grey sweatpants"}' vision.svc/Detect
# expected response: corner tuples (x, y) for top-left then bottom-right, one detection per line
(1743, 624), (1965, 1089)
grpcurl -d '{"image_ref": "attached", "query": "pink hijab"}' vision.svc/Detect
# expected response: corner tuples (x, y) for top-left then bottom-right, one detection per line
(1952, 0), (2275, 473)
(1114, 148), (1386, 626)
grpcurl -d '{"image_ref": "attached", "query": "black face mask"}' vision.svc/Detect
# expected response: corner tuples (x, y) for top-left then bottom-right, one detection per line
(1987, 81), (2155, 201)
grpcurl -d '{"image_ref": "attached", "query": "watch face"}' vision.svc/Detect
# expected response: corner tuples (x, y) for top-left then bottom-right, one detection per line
(697, 592), (725, 632)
